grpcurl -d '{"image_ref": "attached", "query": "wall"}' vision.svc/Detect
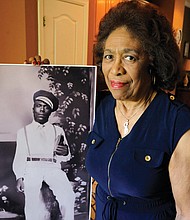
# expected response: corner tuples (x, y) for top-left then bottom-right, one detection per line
(25, 0), (38, 61)
(87, 0), (96, 65)
(0, 0), (38, 64)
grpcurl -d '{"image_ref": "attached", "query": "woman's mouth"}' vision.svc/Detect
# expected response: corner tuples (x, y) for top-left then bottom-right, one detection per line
(110, 80), (128, 89)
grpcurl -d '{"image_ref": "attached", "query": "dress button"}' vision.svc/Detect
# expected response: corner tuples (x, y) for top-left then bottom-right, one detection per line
(107, 196), (111, 200)
(123, 201), (126, 205)
(170, 95), (175, 100)
(91, 139), (96, 144)
(145, 155), (151, 162)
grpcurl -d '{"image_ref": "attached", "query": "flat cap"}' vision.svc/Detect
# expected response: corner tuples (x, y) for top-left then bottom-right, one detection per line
(33, 90), (59, 112)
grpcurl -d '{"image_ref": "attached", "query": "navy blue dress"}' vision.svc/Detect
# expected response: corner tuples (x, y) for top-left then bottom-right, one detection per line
(86, 91), (190, 220)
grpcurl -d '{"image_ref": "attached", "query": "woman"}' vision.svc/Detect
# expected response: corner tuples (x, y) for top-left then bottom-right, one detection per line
(86, 1), (190, 219)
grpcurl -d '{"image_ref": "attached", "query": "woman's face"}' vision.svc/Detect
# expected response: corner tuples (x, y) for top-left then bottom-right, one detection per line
(102, 27), (152, 101)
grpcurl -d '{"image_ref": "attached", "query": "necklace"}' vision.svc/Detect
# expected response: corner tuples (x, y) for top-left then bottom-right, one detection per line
(118, 104), (144, 136)
(118, 91), (156, 136)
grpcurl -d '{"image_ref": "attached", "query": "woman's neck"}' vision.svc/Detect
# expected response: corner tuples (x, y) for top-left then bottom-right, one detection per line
(115, 90), (157, 137)
(116, 89), (157, 112)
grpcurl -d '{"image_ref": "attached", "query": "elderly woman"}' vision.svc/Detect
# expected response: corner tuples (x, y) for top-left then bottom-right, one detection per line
(86, 0), (190, 219)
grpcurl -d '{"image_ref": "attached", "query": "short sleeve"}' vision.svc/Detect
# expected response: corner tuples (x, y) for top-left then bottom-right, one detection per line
(173, 106), (190, 150)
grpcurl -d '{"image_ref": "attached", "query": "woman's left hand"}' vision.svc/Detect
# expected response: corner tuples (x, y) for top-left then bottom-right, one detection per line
(24, 55), (50, 65)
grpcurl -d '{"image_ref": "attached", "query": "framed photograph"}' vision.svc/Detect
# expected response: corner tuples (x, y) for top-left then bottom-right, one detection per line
(0, 64), (97, 220)
(184, 41), (190, 58)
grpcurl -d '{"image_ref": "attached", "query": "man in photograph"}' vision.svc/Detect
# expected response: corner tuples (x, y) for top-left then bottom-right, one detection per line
(12, 90), (75, 220)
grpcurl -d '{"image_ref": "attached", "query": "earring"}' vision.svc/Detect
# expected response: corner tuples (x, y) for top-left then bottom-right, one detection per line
(153, 76), (156, 85)
(149, 67), (156, 85)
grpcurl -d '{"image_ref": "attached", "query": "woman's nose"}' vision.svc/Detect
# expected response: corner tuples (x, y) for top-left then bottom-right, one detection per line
(111, 59), (126, 76)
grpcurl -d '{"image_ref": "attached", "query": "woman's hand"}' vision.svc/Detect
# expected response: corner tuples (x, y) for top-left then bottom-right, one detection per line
(24, 55), (50, 65)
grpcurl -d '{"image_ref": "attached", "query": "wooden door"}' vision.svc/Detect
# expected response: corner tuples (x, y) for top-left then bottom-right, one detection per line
(38, 0), (89, 65)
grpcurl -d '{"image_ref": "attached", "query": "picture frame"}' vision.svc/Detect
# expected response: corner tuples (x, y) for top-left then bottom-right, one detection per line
(0, 64), (97, 220)
(184, 41), (190, 58)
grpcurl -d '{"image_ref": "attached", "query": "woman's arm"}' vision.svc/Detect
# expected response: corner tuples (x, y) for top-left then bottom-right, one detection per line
(169, 129), (190, 219)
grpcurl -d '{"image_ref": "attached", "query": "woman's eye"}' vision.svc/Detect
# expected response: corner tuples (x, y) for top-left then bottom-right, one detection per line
(124, 55), (136, 62)
(103, 54), (113, 60)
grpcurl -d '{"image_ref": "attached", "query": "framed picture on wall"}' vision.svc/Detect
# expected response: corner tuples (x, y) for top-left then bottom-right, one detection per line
(184, 41), (190, 58)
(174, 28), (182, 47)
(0, 64), (97, 220)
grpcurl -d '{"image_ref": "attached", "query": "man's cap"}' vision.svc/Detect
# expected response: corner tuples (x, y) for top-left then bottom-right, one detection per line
(33, 90), (59, 112)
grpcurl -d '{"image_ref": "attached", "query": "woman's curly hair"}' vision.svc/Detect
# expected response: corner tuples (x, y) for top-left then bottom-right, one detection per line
(94, 0), (181, 91)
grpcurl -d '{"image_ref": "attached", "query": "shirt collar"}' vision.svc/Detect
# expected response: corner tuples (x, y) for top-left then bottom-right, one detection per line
(32, 120), (50, 129)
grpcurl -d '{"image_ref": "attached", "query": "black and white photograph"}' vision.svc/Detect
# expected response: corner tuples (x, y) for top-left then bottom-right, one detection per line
(0, 64), (96, 220)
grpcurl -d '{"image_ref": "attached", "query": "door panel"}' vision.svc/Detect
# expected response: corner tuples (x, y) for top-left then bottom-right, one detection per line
(38, 0), (89, 65)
